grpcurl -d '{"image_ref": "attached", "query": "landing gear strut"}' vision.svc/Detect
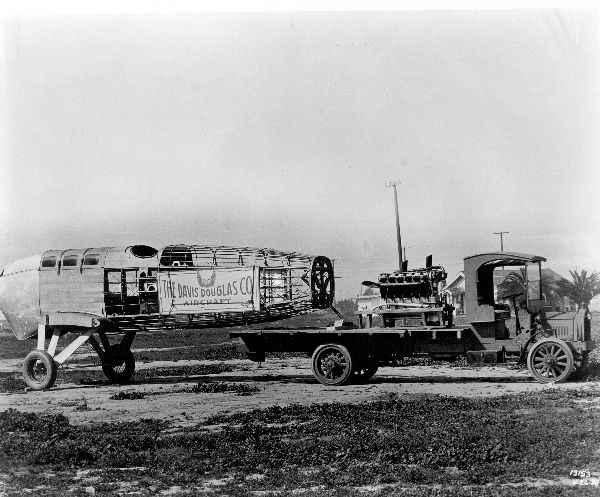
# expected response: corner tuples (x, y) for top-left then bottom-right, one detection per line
(22, 323), (136, 390)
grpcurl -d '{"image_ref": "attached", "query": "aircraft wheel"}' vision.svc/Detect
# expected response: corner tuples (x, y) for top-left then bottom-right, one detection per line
(311, 344), (353, 386)
(102, 345), (135, 383)
(23, 350), (58, 391)
(527, 338), (573, 383)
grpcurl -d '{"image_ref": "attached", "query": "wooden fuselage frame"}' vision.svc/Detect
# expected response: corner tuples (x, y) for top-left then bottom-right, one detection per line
(0, 245), (333, 339)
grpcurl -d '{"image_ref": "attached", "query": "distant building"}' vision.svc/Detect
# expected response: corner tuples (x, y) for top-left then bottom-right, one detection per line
(443, 272), (465, 315)
(354, 290), (381, 315)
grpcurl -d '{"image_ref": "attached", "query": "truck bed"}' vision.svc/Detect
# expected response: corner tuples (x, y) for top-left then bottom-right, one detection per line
(230, 325), (473, 359)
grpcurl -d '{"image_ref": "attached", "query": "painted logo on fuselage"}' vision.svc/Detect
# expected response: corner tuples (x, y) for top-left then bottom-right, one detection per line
(197, 270), (217, 288)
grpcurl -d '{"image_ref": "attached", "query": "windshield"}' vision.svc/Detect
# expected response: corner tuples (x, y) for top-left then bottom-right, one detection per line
(526, 262), (542, 301)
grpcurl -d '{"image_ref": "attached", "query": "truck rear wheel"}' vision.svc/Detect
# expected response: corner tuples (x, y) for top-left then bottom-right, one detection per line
(527, 338), (573, 383)
(311, 344), (353, 386)
(352, 365), (378, 383)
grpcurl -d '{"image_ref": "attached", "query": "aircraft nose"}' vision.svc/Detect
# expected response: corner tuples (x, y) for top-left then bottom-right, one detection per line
(0, 254), (42, 339)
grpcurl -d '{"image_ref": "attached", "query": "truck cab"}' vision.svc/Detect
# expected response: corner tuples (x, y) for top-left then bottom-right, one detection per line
(464, 252), (546, 341)
(463, 252), (593, 377)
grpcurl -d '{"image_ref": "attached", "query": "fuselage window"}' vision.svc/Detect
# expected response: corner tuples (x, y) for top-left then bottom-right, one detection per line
(62, 255), (78, 267)
(83, 254), (100, 266)
(41, 256), (57, 268)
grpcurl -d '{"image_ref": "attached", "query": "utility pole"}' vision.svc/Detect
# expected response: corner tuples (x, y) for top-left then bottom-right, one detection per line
(386, 181), (403, 270)
(493, 231), (509, 252)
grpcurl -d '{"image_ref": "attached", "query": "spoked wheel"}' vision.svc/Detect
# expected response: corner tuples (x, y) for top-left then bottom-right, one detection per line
(311, 344), (353, 386)
(527, 338), (574, 383)
(23, 350), (58, 391)
(352, 361), (379, 383)
(102, 344), (135, 383)
(311, 256), (334, 309)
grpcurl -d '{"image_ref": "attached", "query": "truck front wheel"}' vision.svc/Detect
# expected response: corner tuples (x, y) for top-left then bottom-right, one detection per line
(527, 338), (573, 383)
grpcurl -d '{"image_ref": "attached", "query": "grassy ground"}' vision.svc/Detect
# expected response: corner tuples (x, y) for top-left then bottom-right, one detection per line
(1, 388), (599, 496)
(1, 310), (598, 495)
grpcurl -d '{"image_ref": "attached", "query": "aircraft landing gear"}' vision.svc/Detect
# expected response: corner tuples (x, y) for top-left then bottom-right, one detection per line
(22, 323), (136, 390)
(88, 331), (136, 383)
(101, 344), (135, 383)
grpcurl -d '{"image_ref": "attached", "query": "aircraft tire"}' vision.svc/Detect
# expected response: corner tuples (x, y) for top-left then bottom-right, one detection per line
(102, 345), (135, 383)
(23, 350), (58, 391)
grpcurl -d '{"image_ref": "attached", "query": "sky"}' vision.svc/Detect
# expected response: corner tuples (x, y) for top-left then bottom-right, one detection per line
(1, 4), (599, 299)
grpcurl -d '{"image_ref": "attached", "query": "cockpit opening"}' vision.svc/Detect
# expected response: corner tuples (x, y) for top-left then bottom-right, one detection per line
(128, 245), (158, 258)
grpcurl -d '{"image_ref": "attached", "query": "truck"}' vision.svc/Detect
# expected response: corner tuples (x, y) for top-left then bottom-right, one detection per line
(232, 251), (594, 385)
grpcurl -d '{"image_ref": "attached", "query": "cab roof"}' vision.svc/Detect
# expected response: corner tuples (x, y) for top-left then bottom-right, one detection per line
(464, 251), (546, 265)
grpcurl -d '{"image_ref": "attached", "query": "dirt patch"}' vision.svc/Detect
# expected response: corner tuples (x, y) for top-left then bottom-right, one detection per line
(2, 357), (600, 427)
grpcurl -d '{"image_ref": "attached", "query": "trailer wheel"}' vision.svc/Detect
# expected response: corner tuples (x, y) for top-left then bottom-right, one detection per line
(311, 344), (353, 386)
(102, 345), (135, 383)
(527, 338), (573, 383)
(352, 362), (379, 383)
(23, 350), (58, 391)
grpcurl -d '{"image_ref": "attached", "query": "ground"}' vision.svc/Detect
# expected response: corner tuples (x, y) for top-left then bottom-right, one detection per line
(0, 310), (599, 496)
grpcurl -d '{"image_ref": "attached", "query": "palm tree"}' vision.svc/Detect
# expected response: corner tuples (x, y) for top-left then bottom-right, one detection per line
(497, 271), (527, 303)
(496, 268), (561, 308)
(557, 269), (600, 309)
